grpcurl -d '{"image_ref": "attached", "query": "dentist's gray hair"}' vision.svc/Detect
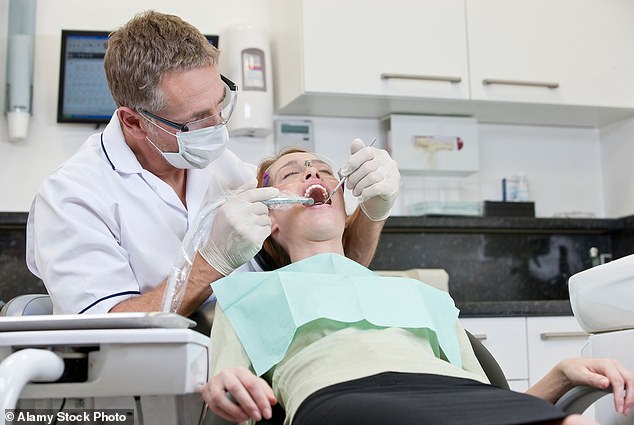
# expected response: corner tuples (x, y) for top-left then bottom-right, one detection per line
(104, 10), (219, 112)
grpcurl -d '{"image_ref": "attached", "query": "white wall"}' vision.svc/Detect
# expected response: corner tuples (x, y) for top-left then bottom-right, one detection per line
(297, 118), (603, 218)
(0, 0), (614, 218)
(600, 117), (634, 217)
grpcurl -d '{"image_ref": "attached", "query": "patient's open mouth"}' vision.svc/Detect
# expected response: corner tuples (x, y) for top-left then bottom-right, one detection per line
(304, 184), (330, 205)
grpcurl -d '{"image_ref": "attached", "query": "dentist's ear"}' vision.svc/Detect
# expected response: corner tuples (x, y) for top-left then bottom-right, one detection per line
(117, 107), (147, 139)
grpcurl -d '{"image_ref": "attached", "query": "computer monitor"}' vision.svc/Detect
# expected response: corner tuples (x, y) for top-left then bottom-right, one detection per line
(56, 30), (220, 125)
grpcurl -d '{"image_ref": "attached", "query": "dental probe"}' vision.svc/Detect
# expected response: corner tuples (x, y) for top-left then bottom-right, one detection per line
(323, 137), (377, 204)
(262, 197), (315, 209)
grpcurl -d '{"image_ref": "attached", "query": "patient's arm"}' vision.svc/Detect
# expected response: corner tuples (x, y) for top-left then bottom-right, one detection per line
(200, 305), (277, 422)
(201, 367), (276, 423)
(526, 358), (634, 415)
(344, 208), (385, 267)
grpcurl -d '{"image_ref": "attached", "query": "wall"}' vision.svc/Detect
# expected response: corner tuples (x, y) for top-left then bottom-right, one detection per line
(600, 117), (634, 217)
(285, 117), (604, 218)
(0, 0), (610, 218)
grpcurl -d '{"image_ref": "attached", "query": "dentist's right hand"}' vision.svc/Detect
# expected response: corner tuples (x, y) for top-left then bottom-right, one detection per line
(199, 180), (279, 276)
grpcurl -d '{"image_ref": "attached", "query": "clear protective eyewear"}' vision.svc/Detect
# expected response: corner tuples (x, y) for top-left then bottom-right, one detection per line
(262, 154), (341, 188)
(140, 74), (238, 132)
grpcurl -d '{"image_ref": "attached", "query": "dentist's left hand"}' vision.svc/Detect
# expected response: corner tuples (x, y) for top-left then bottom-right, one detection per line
(199, 180), (279, 276)
(343, 138), (400, 221)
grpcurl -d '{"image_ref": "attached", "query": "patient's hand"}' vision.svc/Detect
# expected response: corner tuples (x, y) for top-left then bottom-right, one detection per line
(557, 358), (634, 416)
(199, 367), (277, 423)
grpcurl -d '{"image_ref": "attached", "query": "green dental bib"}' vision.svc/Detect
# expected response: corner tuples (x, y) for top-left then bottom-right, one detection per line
(213, 253), (461, 376)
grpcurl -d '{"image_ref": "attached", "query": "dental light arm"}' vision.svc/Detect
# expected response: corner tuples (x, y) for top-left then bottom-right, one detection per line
(0, 349), (64, 422)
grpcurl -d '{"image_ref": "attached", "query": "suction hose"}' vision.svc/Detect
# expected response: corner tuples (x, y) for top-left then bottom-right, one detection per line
(0, 348), (64, 424)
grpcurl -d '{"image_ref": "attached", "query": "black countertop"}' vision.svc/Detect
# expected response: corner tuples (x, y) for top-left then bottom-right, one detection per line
(457, 300), (573, 317)
(2, 212), (629, 317)
(383, 215), (623, 233)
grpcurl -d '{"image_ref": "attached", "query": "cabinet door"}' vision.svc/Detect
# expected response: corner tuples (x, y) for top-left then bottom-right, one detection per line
(467, 0), (634, 108)
(526, 316), (589, 386)
(460, 317), (528, 386)
(293, 0), (470, 99)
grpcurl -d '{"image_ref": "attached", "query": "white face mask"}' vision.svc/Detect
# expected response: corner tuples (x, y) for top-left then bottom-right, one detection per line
(146, 121), (228, 169)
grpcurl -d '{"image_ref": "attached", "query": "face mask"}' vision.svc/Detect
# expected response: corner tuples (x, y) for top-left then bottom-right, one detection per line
(146, 122), (228, 169)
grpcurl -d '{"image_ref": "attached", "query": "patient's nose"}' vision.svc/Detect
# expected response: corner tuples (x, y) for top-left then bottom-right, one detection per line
(304, 167), (322, 181)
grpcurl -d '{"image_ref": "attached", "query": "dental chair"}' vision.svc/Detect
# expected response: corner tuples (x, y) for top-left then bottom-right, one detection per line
(569, 253), (634, 424)
(0, 283), (611, 425)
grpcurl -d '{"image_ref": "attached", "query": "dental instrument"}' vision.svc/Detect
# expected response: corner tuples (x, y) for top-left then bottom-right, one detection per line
(323, 137), (376, 205)
(263, 195), (315, 209)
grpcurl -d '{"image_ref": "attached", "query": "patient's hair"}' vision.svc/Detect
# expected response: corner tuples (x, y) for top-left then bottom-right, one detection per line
(104, 10), (219, 112)
(256, 148), (304, 269)
(256, 148), (356, 270)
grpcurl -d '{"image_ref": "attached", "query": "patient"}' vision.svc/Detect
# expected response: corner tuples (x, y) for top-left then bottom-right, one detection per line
(200, 148), (633, 425)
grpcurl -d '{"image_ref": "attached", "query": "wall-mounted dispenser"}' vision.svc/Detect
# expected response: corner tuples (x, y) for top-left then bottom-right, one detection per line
(218, 25), (273, 138)
(381, 114), (479, 175)
(5, 0), (37, 142)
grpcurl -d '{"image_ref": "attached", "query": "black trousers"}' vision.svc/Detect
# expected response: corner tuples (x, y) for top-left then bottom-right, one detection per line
(293, 372), (568, 425)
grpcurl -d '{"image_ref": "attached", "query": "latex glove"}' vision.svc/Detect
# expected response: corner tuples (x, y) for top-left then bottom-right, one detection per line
(342, 138), (400, 221)
(199, 180), (279, 275)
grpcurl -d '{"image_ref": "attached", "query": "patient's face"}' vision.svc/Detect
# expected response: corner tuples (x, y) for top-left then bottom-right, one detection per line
(264, 152), (347, 248)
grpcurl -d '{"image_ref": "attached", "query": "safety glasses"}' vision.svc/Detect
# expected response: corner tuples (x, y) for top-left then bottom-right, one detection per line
(262, 153), (341, 188)
(140, 74), (237, 133)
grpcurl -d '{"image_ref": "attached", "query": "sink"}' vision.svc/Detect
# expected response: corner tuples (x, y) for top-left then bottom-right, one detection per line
(568, 253), (634, 333)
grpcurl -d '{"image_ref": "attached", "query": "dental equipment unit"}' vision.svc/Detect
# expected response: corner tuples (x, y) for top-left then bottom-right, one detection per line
(0, 312), (210, 425)
(568, 254), (634, 424)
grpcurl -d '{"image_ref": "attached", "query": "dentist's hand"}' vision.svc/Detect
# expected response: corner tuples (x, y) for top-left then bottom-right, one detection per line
(199, 180), (279, 275)
(343, 138), (400, 221)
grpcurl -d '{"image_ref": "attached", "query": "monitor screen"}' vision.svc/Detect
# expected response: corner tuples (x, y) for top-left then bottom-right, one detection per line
(57, 30), (220, 125)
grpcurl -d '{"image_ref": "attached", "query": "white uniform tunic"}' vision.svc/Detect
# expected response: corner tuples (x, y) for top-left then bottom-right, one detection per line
(26, 113), (255, 314)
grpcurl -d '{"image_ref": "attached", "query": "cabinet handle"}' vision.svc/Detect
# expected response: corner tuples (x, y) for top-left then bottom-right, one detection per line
(381, 73), (462, 84)
(472, 333), (487, 341)
(540, 331), (589, 340)
(482, 79), (559, 89)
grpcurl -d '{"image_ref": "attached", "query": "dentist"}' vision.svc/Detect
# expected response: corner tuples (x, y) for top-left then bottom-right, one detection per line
(25, 11), (400, 316)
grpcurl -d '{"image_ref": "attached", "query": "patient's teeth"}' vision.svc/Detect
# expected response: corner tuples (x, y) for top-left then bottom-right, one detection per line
(304, 184), (329, 204)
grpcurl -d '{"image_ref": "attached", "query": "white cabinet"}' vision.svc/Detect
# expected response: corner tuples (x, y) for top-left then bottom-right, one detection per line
(269, 0), (470, 116)
(526, 316), (594, 420)
(461, 316), (590, 394)
(269, 0), (634, 126)
(466, 0), (634, 109)
(526, 316), (589, 386)
(460, 317), (529, 391)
